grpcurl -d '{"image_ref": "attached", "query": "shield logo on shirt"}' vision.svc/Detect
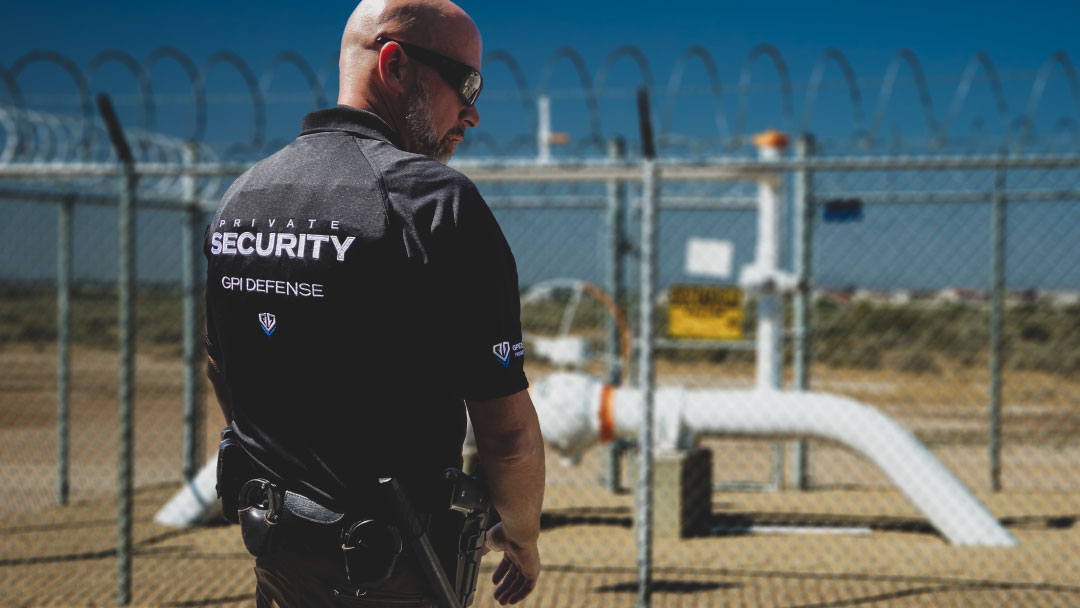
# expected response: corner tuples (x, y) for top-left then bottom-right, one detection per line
(259, 312), (276, 337)
(492, 341), (511, 367)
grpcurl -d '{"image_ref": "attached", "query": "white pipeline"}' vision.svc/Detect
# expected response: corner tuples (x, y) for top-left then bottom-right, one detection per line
(530, 372), (1016, 547)
(153, 458), (222, 526)
(157, 373), (1017, 547)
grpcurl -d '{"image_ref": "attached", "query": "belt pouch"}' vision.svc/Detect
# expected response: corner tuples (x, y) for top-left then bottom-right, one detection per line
(216, 427), (253, 524)
(238, 479), (281, 557)
(342, 519), (403, 590)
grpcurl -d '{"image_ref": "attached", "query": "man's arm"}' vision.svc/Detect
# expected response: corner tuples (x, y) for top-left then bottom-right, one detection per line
(466, 388), (545, 605)
(206, 355), (233, 424)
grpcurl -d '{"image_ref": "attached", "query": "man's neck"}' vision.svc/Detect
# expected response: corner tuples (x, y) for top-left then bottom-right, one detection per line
(338, 94), (411, 152)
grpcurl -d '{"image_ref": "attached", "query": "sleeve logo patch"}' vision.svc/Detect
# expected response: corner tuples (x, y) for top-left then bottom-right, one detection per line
(258, 312), (277, 337)
(492, 341), (525, 367)
(493, 341), (511, 366)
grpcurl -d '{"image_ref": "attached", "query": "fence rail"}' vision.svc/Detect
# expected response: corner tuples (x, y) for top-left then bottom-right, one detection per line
(2, 101), (1080, 606)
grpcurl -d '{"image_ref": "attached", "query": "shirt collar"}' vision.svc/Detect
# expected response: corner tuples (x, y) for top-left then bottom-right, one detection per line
(300, 105), (404, 149)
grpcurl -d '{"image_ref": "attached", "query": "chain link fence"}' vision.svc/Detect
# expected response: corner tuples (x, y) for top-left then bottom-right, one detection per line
(3, 45), (1080, 607)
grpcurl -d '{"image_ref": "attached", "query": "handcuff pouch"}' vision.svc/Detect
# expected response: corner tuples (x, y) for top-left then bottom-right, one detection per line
(238, 478), (282, 557)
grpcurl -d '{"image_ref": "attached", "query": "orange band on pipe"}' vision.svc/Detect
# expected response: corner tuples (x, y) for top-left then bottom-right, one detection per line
(598, 383), (616, 443)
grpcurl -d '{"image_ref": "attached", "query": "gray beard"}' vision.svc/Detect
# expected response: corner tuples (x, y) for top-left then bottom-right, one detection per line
(404, 73), (456, 164)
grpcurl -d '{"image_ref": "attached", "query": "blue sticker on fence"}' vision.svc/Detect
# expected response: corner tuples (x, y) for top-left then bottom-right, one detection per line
(823, 199), (864, 222)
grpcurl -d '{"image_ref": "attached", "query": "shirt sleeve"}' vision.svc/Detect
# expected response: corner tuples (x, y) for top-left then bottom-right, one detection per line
(449, 185), (529, 401)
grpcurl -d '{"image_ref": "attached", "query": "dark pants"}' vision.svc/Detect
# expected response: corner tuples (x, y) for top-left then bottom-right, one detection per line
(253, 550), (436, 608)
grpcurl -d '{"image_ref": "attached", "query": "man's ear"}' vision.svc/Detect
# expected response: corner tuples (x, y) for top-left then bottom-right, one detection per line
(376, 41), (409, 97)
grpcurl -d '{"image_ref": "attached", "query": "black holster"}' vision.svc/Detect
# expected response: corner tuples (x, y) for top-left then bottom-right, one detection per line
(371, 471), (494, 608)
(441, 469), (494, 607)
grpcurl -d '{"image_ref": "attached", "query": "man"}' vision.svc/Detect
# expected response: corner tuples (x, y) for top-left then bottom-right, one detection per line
(204, 1), (545, 606)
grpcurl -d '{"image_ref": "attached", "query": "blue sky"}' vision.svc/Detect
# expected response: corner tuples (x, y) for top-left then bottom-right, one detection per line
(3, 0), (1079, 153)
(2, 1), (1079, 292)
(2, 0), (1075, 71)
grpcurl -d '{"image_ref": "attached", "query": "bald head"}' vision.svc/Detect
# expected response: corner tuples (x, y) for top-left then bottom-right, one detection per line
(338, 0), (482, 109)
(343, 0), (479, 53)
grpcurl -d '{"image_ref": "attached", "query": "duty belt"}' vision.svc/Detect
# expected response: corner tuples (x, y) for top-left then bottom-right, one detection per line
(218, 427), (490, 608)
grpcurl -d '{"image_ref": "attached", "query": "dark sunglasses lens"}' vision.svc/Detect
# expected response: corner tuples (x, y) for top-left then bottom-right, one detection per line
(459, 71), (482, 105)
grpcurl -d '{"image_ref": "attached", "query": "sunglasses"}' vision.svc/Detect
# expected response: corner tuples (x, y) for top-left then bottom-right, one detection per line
(376, 36), (483, 107)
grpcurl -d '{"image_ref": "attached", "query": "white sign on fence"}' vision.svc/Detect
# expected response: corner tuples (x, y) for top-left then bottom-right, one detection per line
(685, 237), (733, 278)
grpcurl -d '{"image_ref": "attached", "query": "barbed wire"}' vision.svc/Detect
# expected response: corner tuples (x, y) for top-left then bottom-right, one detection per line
(0, 104), (221, 199)
(1, 45), (1078, 159)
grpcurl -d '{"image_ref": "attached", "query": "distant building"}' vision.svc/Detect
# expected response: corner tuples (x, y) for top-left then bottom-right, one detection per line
(934, 287), (987, 303)
(888, 290), (914, 304)
(817, 287), (854, 303)
(1043, 290), (1080, 307)
(854, 288), (891, 302)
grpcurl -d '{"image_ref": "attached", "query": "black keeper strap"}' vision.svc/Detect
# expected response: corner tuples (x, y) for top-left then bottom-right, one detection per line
(282, 491), (346, 526)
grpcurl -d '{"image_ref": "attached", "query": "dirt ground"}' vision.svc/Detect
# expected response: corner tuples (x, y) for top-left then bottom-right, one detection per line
(2, 481), (1078, 607)
(2, 344), (1079, 606)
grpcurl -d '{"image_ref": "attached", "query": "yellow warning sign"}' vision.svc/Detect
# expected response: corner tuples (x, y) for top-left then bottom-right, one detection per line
(668, 285), (743, 340)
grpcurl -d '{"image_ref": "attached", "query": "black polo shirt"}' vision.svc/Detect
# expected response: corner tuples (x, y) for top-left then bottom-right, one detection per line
(204, 106), (527, 511)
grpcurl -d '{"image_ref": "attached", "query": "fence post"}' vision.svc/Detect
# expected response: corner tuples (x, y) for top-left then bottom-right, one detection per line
(57, 195), (73, 505)
(96, 93), (136, 607)
(605, 136), (628, 493)
(637, 156), (658, 608)
(790, 134), (815, 490)
(607, 136), (627, 386)
(635, 87), (657, 608)
(181, 144), (203, 482)
(989, 166), (1005, 492)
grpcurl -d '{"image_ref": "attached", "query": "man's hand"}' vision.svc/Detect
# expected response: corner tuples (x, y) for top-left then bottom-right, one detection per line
(485, 522), (540, 605)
